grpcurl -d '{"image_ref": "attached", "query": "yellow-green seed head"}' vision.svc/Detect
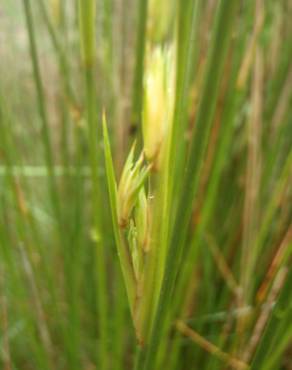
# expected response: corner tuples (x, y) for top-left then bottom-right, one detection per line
(143, 46), (175, 168)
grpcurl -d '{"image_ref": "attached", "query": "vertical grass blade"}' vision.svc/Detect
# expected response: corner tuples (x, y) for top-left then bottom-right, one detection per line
(140, 2), (240, 369)
(132, 0), (148, 128)
(78, 1), (109, 368)
(22, 0), (61, 224)
(103, 117), (136, 310)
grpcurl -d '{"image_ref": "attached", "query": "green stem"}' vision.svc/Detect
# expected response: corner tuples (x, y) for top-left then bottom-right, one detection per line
(78, 1), (109, 368)
(139, 2), (240, 369)
(132, 0), (148, 129)
(22, 0), (61, 226)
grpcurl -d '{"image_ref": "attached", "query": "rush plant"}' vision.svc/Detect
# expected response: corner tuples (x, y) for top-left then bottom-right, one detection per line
(0, 0), (291, 370)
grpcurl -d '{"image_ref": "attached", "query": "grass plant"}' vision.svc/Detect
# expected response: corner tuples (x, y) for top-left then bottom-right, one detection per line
(0, 0), (291, 369)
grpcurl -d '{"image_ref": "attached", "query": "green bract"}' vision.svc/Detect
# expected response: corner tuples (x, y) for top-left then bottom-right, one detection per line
(117, 145), (150, 228)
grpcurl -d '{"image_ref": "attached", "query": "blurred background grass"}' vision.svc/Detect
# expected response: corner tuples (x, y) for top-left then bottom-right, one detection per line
(0, 1), (291, 370)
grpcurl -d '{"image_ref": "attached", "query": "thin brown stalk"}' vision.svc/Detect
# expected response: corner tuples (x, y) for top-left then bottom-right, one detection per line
(176, 320), (249, 370)
(181, 270), (199, 318)
(256, 225), (292, 303)
(205, 234), (240, 297)
(240, 22), (263, 304)
(267, 5), (281, 76)
(238, 2), (264, 352)
(271, 65), (292, 135)
(236, 4), (265, 90)
(242, 267), (288, 362)
(197, 46), (234, 196)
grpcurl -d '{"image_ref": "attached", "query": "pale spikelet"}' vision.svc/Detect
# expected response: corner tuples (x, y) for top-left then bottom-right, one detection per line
(134, 188), (150, 252)
(128, 219), (140, 279)
(117, 145), (150, 228)
(143, 46), (175, 168)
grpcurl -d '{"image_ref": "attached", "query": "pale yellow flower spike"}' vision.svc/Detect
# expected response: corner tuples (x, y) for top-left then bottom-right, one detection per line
(143, 46), (175, 169)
